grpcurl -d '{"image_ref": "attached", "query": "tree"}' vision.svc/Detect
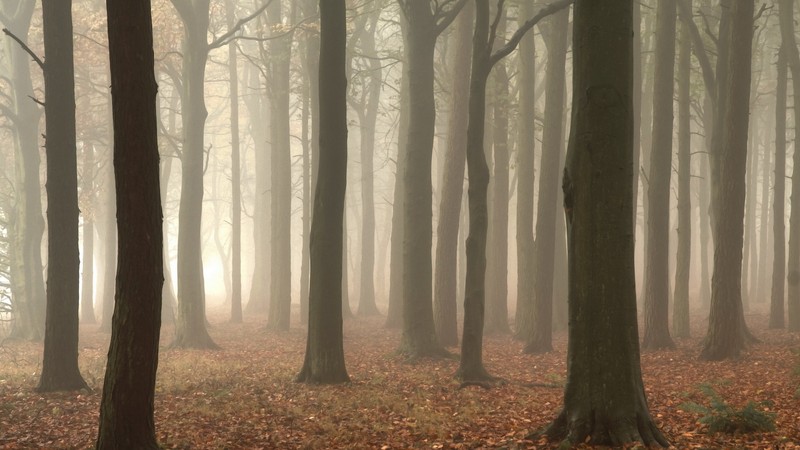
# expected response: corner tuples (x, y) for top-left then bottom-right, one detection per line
(295, 0), (349, 384)
(37, 0), (89, 393)
(266, 0), (293, 331)
(672, 2), (692, 339)
(226, 0), (242, 324)
(95, 0), (163, 445)
(458, 0), (572, 382)
(80, 143), (97, 324)
(780, 0), (800, 331)
(1, 0), (46, 342)
(169, 0), (267, 347)
(526, 5), (569, 354)
(642, 0), (676, 351)
(700, 0), (754, 361)
(770, 43), (787, 329)
(434, 0), (473, 347)
(542, 0), (668, 445)
(396, 0), (465, 358)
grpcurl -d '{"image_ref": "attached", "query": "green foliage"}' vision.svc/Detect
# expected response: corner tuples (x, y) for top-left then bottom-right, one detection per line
(680, 384), (776, 434)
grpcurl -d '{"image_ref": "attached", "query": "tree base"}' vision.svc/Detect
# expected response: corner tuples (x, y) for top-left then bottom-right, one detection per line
(397, 343), (452, 361)
(295, 366), (350, 385)
(36, 374), (89, 393)
(170, 333), (220, 350)
(523, 339), (553, 354)
(641, 334), (675, 351)
(536, 407), (669, 448)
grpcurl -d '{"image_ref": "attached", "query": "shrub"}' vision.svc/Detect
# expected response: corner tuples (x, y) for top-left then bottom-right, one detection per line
(680, 383), (776, 434)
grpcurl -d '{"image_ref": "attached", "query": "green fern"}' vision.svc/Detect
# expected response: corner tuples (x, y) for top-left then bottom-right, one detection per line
(680, 383), (775, 434)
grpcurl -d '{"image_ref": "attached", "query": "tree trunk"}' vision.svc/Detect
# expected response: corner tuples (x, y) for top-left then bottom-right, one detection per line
(399, 2), (447, 358)
(172, 0), (217, 348)
(770, 43), (787, 329)
(37, 0), (89, 392)
(543, 1), (667, 445)
(672, 8), (691, 339)
(526, 7), (569, 354)
(226, 0), (242, 324)
(780, 0), (800, 331)
(756, 123), (772, 305)
(80, 143), (96, 324)
(356, 7), (382, 317)
(295, 0), (350, 384)
(700, 0), (754, 361)
(96, 0), (162, 444)
(642, 0), (676, 351)
(485, 8), (510, 335)
(514, 0), (536, 339)
(267, 0), (293, 331)
(434, 1), (472, 347)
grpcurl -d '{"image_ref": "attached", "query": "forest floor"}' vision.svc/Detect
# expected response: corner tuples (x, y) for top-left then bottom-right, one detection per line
(1, 304), (799, 449)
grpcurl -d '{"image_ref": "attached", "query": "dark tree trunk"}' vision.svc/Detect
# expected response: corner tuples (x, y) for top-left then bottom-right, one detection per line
(295, 0), (350, 384)
(514, 0), (536, 339)
(672, 8), (691, 339)
(96, 0), (162, 445)
(780, 0), (800, 331)
(226, 0), (242, 324)
(700, 0), (754, 361)
(80, 143), (96, 324)
(2, 0), (46, 342)
(37, 0), (89, 392)
(543, 0), (667, 445)
(526, 7), (569, 354)
(434, 1), (472, 347)
(267, 0), (293, 331)
(642, 0), (676, 351)
(770, 43), (787, 329)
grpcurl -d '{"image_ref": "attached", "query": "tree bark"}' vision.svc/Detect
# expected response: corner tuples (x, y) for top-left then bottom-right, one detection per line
(770, 44), (787, 329)
(700, 0), (754, 361)
(226, 0), (242, 324)
(96, 0), (162, 444)
(434, 1), (473, 347)
(543, 1), (667, 445)
(642, 0), (676, 351)
(526, 7), (569, 354)
(672, 7), (691, 339)
(296, 0), (350, 384)
(80, 143), (96, 324)
(37, 0), (89, 392)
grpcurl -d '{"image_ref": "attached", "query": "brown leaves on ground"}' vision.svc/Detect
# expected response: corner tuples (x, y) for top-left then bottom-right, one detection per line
(1, 306), (799, 449)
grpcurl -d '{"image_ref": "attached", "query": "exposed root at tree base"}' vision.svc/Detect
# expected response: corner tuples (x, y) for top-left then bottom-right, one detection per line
(534, 408), (670, 448)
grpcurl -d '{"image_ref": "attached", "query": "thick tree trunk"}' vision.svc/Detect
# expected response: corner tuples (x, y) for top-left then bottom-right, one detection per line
(700, 0), (754, 361)
(780, 0), (800, 331)
(543, 1), (667, 445)
(399, 3), (447, 358)
(296, 0), (350, 384)
(526, 8), (569, 354)
(80, 143), (96, 324)
(96, 0), (162, 444)
(37, 0), (89, 392)
(770, 45), (787, 329)
(642, 0), (676, 351)
(672, 10), (691, 339)
(434, 1), (472, 347)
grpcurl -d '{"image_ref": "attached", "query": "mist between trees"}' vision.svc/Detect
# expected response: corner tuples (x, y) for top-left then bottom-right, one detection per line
(0, 0), (798, 448)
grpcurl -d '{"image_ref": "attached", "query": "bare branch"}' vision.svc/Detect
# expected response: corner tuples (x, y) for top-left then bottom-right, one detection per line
(434, 0), (469, 36)
(2, 28), (43, 69)
(490, 0), (573, 68)
(208, 0), (274, 50)
(677, 0), (716, 104)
